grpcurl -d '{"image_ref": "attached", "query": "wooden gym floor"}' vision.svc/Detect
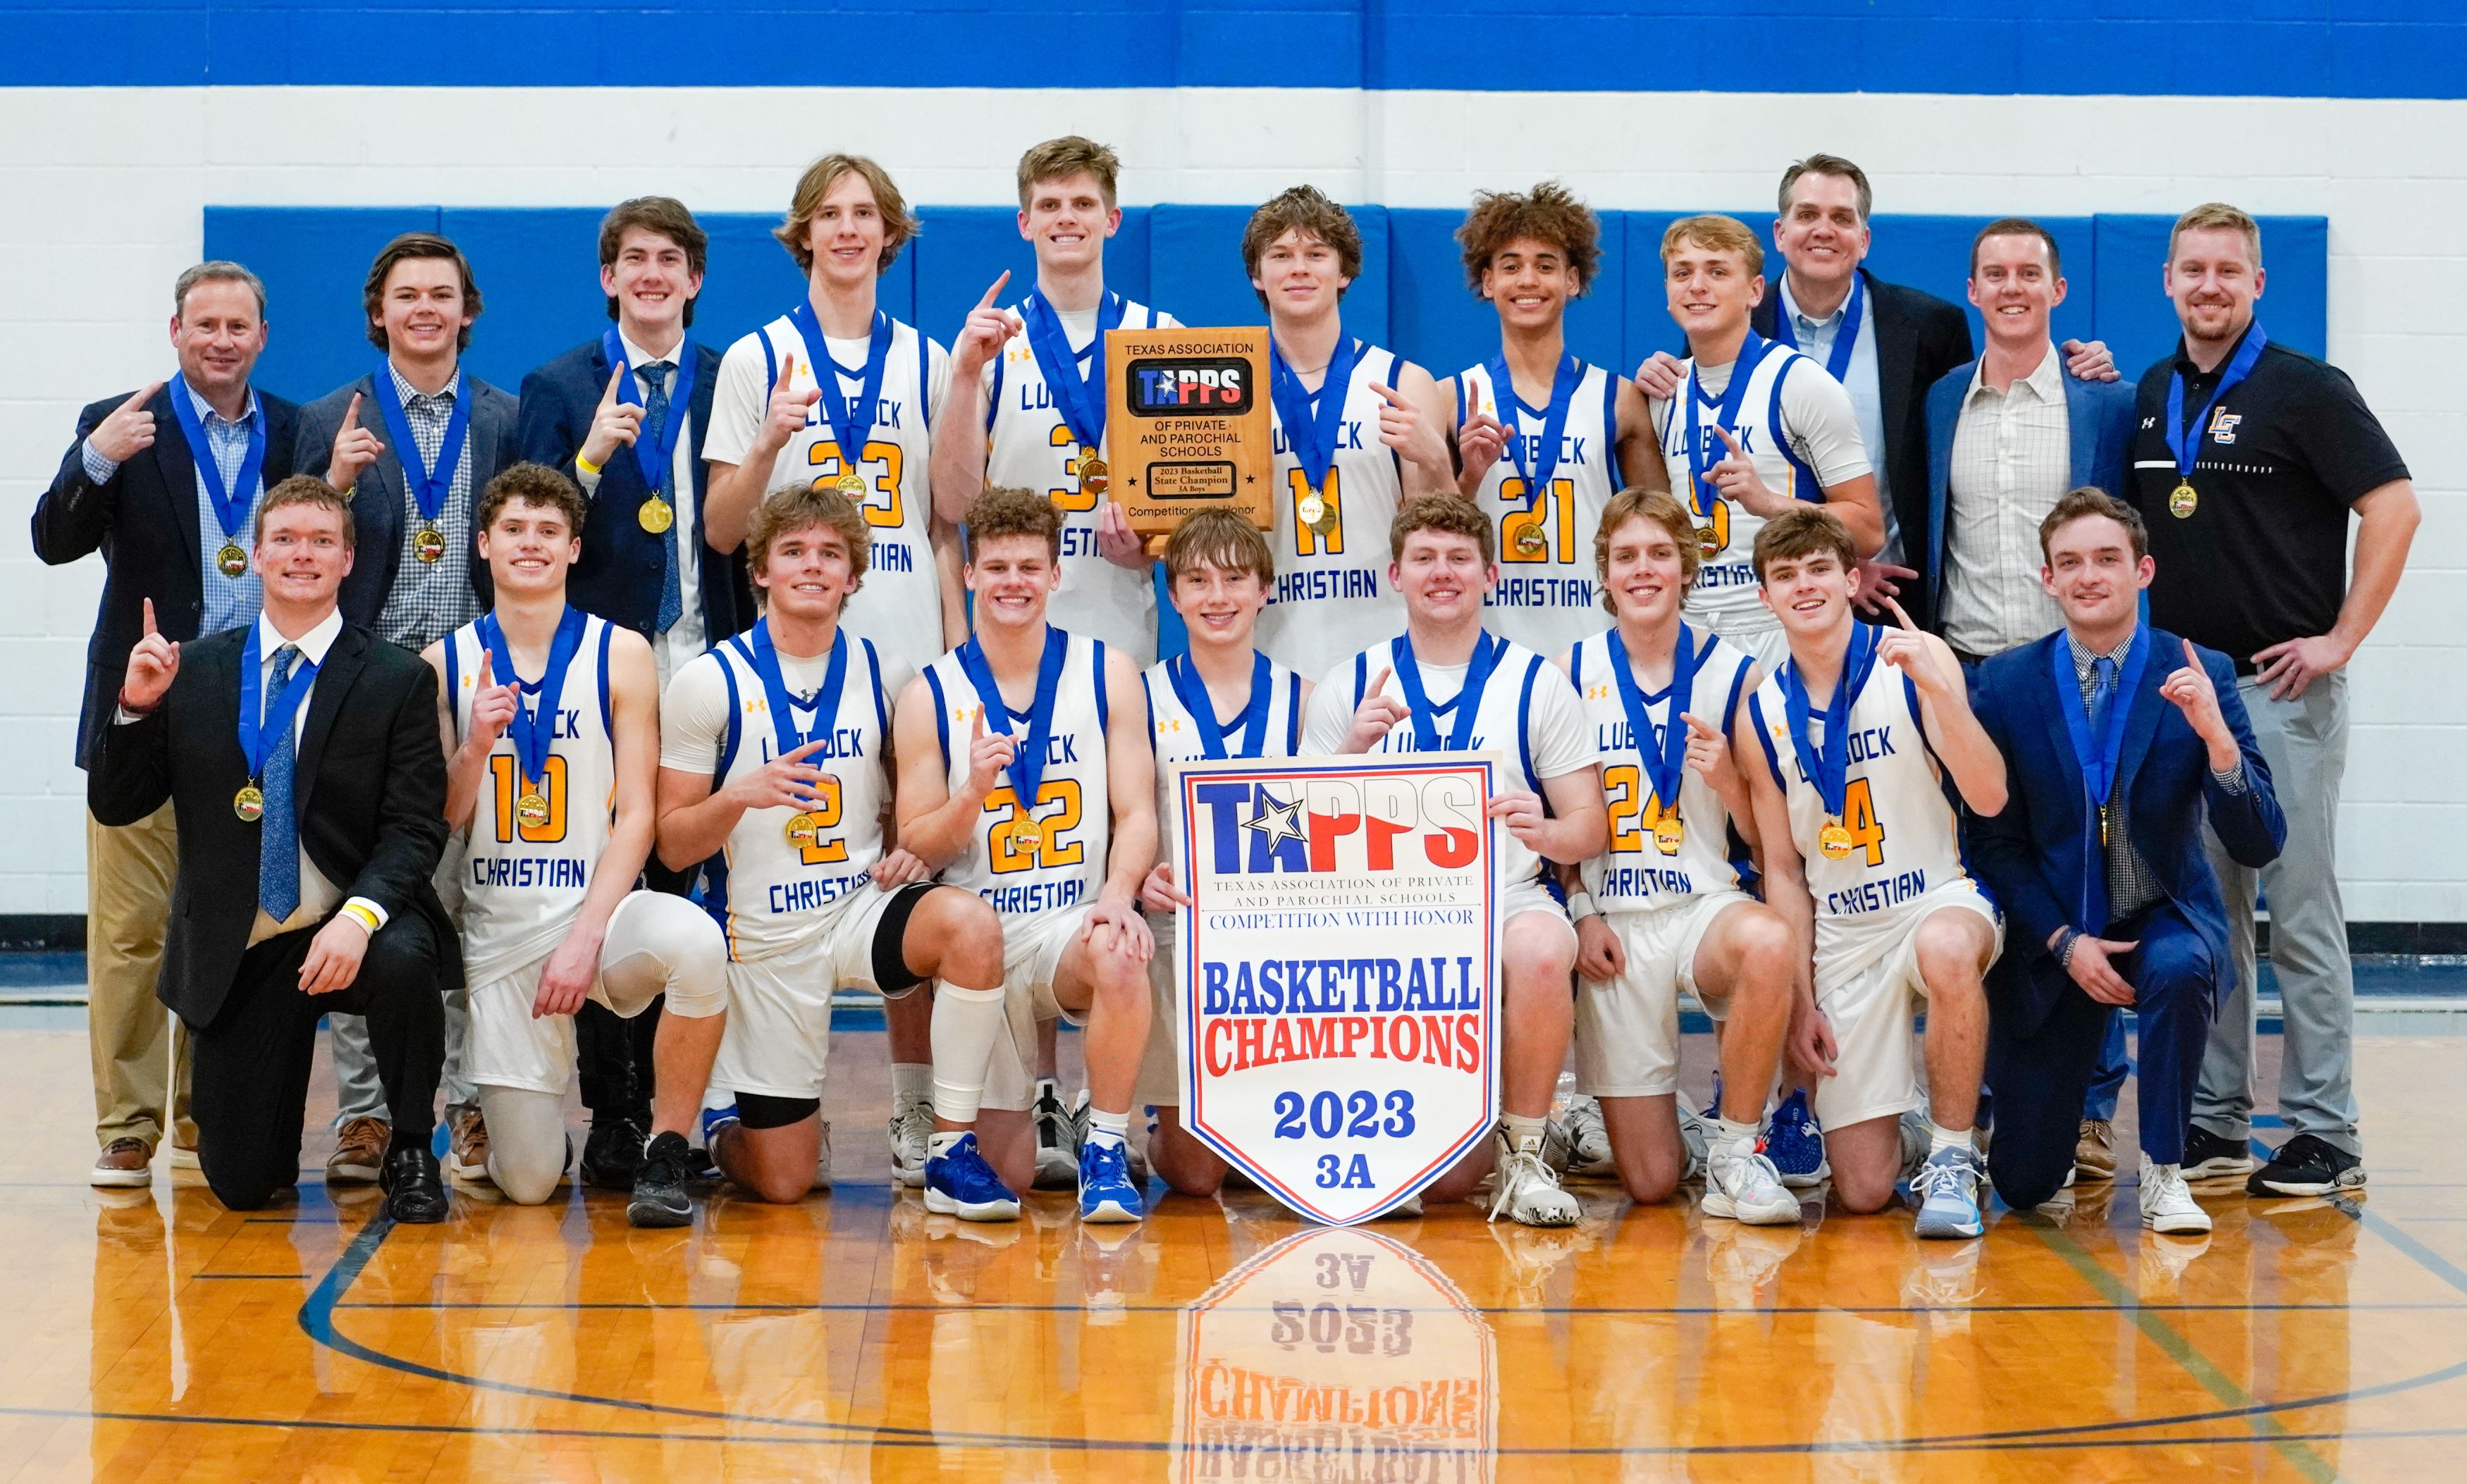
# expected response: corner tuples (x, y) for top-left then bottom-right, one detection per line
(6, 1018), (2466, 1482)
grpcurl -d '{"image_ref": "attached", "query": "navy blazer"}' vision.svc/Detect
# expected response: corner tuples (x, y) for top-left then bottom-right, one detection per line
(33, 384), (302, 768)
(293, 370), (521, 629)
(514, 336), (752, 645)
(1965, 627), (2285, 1038)
(1922, 357), (2139, 625)
(1754, 268), (1974, 626)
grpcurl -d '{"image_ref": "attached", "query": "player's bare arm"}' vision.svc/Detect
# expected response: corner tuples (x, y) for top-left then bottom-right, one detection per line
(705, 350), (821, 553)
(927, 271), (1021, 525)
(535, 629), (661, 1017)
(1379, 362), (1457, 496)
(891, 672), (1011, 870)
(1487, 764), (1609, 867)
(1875, 596), (2005, 815)
(1612, 378), (1671, 493)
(1742, 737), (1827, 1081)
(426, 642), (512, 834)
(1085, 649), (1160, 959)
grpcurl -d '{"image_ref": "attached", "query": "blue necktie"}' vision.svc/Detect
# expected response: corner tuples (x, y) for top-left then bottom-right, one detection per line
(639, 361), (683, 633)
(2088, 655), (2118, 798)
(258, 645), (302, 920)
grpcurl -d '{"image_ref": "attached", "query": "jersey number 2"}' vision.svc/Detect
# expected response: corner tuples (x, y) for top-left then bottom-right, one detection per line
(988, 781), (1085, 873)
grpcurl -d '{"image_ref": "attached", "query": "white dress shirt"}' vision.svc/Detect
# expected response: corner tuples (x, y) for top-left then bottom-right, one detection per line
(1783, 272), (1900, 562)
(579, 330), (705, 686)
(1940, 346), (2073, 657)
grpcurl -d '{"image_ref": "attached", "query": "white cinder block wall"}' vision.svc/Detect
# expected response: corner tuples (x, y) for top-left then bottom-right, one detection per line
(3, 87), (2460, 921)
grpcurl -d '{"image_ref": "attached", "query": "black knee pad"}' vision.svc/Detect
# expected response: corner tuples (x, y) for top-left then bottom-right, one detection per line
(734, 1092), (820, 1130)
(870, 882), (939, 996)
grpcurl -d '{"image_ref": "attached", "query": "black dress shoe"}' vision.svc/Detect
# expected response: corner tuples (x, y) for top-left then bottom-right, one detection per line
(581, 1118), (647, 1191)
(380, 1144), (450, 1224)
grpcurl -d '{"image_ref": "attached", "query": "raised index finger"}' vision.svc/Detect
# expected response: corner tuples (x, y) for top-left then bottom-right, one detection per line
(976, 269), (1011, 311)
(1712, 423), (1746, 457)
(474, 650), (493, 689)
(125, 381), (165, 412)
(1370, 666), (1393, 698)
(777, 351), (799, 392)
(142, 597), (156, 636)
(602, 364), (627, 405)
(1681, 710), (1720, 737)
(1368, 382), (1408, 409)
(1881, 595), (1919, 632)
(2182, 637), (2201, 669)
(341, 391), (362, 431)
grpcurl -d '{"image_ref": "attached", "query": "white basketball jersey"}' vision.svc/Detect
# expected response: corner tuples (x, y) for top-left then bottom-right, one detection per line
(1141, 652), (1306, 835)
(923, 630), (1114, 920)
(1745, 625), (1969, 921)
(744, 314), (947, 693)
(702, 629), (894, 963)
(446, 614), (620, 984)
(985, 297), (1176, 665)
(1458, 359), (1623, 660)
(1255, 342), (1409, 684)
(1654, 343), (1826, 641)
(1569, 626), (1757, 913)
(1329, 635), (1559, 888)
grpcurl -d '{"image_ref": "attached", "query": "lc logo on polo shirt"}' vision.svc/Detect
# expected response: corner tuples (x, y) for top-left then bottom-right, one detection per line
(2210, 412), (2244, 443)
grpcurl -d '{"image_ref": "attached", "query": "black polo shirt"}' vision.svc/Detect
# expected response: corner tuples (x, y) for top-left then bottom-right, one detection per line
(2128, 324), (2408, 673)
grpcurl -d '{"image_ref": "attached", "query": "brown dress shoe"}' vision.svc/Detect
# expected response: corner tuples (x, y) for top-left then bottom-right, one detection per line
(2075, 1118), (2118, 1180)
(92, 1137), (153, 1189)
(327, 1116), (391, 1186)
(447, 1105), (494, 1187)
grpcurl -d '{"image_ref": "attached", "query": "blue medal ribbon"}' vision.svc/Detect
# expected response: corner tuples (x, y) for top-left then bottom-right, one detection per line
(368, 363), (474, 525)
(165, 374), (266, 548)
(235, 624), (321, 786)
(2051, 629), (2151, 834)
(957, 628), (1069, 815)
(601, 328), (697, 491)
(1391, 631), (1506, 754)
(749, 618), (848, 762)
(1021, 289), (1125, 452)
(1607, 624), (1702, 824)
(1772, 271), (1865, 383)
(1780, 622), (1881, 818)
(2165, 323), (2268, 479)
(1486, 352), (1580, 519)
(1682, 334), (1774, 525)
(1268, 332), (1363, 494)
(478, 605), (587, 793)
(1166, 651), (1272, 760)
(786, 302), (892, 471)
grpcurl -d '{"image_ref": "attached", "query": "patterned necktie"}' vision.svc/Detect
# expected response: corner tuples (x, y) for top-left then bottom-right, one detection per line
(638, 361), (683, 633)
(258, 645), (302, 920)
(2088, 655), (2118, 801)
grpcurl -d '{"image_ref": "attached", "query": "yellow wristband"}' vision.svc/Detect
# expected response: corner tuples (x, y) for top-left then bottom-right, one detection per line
(338, 903), (381, 934)
(574, 452), (603, 477)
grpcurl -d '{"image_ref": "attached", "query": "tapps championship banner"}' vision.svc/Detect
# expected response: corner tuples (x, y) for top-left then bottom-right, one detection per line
(1172, 755), (1504, 1224)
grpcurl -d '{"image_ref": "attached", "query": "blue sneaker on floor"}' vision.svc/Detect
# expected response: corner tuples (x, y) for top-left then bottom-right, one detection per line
(924, 1132), (1021, 1221)
(1912, 1144), (1987, 1239)
(1766, 1089), (1829, 1188)
(696, 1102), (739, 1182)
(1077, 1138), (1145, 1223)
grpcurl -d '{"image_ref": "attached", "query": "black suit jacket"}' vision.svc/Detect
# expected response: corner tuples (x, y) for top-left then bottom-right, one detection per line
(293, 371), (522, 628)
(1753, 268), (1974, 629)
(32, 386), (302, 768)
(87, 622), (457, 1028)
(515, 336), (752, 643)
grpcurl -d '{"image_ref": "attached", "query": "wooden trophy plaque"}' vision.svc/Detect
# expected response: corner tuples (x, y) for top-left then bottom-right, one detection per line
(1102, 326), (1274, 551)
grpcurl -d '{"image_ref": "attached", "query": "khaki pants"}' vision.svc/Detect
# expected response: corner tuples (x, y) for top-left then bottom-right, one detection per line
(87, 802), (192, 1150)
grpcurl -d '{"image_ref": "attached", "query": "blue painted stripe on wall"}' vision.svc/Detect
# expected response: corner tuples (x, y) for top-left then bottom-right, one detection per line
(205, 203), (2330, 417)
(11, 4), (2467, 98)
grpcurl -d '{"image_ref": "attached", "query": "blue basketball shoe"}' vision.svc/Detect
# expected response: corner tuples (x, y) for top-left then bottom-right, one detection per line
(924, 1132), (1022, 1222)
(1078, 1138), (1147, 1223)
(1766, 1088), (1830, 1189)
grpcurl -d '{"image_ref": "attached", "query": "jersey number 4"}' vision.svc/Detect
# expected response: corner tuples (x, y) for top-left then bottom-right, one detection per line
(1841, 777), (1887, 867)
(986, 780), (1085, 874)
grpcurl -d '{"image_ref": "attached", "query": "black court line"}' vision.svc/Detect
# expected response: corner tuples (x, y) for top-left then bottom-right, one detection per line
(291, 1212), (2467, 1459)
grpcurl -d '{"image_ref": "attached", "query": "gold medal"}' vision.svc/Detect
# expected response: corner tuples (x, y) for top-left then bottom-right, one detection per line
(1654, 816), (1685, 855)
(638, 495), (675, 535)
(834, 471), (868, 497)
(1009, 815), (1045, 848)
(1696, 524), (1721, 559)
(413, 522), (448, 564)
(233, 784), (264, 822)
(785, 811), (820, 848)
(1075, 451), (1108, 498)
(2169, 481), (2198, 519)
(216, 540), (249, 579)
(515, 791), (551, 829)
(1818, 820), (1854, 860)
(1296, 491), (1327, 531)
(1513, 524), (1549, 558)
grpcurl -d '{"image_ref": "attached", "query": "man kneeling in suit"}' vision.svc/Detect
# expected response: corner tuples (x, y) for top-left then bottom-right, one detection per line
(92, 475), (455, 1222)
(1967, 488), (2284, 1234)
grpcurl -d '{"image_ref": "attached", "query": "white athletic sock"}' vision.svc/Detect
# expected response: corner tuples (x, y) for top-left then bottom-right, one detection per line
(1085, 1108), (1130, 1149)
(929, 982), (1007, 1126)
(928, 1129), (968, 1158)
(1501, 1113), (1549, 1151)
(1709, 1115), (1760, 1152)
(703, 1087), (735, 1112)
(1928, 1120), (1974, 1156)
(890, 1062), (932, 1108)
